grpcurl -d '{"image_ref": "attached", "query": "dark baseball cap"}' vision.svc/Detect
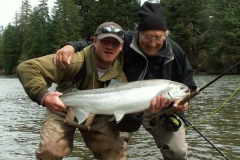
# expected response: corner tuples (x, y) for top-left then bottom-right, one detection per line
(95, 22), (124, 43)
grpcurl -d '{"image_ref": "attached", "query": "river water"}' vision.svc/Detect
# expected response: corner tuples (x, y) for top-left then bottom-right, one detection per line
(0, 75), (239, 160)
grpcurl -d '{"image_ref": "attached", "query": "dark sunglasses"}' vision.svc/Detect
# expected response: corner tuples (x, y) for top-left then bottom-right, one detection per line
(96, 27), (123, 37)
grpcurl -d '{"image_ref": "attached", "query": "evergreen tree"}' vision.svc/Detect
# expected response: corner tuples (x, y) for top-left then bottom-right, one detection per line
(52, 0), (83, 49)
(37, 0), (55, 54)
(18, 0), (32, 55)
(1, 0), (239, 74)
(23, 0), (54, 60)
(2, 24), (21, 74)
(0, 30), (3, 68)
(209, 0), (240, 70)
(75, 0), (140, 39)
(19, 0), (32, 26)
(161, 0), (206, 55)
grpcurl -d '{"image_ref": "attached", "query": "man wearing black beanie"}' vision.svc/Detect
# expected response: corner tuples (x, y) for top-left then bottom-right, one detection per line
(137, 1), (167, 31)
(55, 1), (196, 159)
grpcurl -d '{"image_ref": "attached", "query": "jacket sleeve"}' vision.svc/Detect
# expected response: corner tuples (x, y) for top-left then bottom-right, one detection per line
(16, 54), (81, 104)
(115, 114), (143, 132)
(167, 38), (197, 92)
(64, 40), (93, 52)
(16, 54), (60, 104)
(181, 57), (197, 92)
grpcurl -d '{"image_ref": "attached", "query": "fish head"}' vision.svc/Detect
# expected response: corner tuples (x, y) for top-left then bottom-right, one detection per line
(167, 82), (189, 101)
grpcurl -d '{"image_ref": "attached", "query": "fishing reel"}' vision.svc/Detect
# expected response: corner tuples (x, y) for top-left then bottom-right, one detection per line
(149, 113), (183, 131)
(163, 114), (182, 132)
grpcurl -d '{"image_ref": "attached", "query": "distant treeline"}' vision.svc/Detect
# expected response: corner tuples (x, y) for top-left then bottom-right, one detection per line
(0, 0), (239, 74)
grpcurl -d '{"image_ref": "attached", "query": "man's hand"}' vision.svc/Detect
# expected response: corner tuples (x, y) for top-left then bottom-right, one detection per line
(133, 95), (171, 117)
(172, 99), (189, 113)
(148, 94), (171, 113)
(43, 92), (67, 112)
(54, 45), (75, 69)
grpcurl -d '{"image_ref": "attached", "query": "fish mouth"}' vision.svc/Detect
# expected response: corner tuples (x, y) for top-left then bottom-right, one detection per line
(167, 89), (190, 100)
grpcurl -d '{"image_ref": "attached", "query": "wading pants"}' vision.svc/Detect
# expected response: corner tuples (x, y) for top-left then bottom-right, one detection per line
(35, 108), (127, 160)
(141, 109), (188, 160)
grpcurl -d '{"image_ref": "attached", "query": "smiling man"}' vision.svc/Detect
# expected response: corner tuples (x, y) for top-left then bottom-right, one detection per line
(54, 2), (197, 159)
(17, 22), (167, 160)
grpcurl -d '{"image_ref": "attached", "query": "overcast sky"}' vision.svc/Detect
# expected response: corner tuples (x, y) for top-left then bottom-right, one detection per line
(0, 0), (149, 29)
(0, 0), (55, 28)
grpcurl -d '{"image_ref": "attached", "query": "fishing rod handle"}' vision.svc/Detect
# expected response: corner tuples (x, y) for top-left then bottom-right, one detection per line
(165, 89), (200, 115)
(179, 89), (200, 105)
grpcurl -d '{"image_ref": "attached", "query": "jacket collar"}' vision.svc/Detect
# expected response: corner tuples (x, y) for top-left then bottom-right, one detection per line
(130, 32), (174, 64)
(129, 32), (183, 78)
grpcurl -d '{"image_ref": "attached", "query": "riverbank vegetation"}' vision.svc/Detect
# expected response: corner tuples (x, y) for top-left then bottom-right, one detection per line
(0, 0), (239, 75)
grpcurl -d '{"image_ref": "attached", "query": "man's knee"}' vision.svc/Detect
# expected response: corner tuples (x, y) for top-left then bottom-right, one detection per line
(79, 115), (128, 159)
(35, 136), (73, 160)
(161, 143), (188, 160)
(81, 129), (126, 158)
(36, 149), (63, 160)
(36, 123), (75, 160)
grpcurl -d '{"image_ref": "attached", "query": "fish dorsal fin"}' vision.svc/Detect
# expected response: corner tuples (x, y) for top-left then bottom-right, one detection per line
(73, 108), (89, 124)
(114, 113), (124, 123)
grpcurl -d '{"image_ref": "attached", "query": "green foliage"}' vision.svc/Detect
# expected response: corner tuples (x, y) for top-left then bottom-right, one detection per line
(75, 0), (140, 39)
(168, 23), (192, 53)
(2, 24), (21, 74)
(161, 0), (207, 53)
(206, 0), (240, 72)
(52, 0), (83, 49)
(0, 31), (3, 68)
(0, 0), (239, 74)
(23, 0), (54, 60)
(161, 0), (239, 73)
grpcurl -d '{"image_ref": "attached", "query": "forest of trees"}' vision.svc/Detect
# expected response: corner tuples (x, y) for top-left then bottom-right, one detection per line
(0, 0), (239, 75)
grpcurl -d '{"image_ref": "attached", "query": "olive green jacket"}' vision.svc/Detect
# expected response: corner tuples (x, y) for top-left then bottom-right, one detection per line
(17, 45), (143, 132)
(17, 44), (127, 104)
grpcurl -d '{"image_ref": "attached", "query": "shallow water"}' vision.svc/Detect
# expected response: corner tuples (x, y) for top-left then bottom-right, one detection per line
(0, 75), (239, 160)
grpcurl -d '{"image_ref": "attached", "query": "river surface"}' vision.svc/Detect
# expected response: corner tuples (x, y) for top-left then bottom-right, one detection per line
(0, 75), (239, 160)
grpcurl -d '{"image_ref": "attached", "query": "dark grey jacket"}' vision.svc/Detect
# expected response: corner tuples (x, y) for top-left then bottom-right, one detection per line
(67, 31), (196, 91)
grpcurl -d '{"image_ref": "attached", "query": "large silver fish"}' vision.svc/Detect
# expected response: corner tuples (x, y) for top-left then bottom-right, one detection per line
(61, 79), (189, 124)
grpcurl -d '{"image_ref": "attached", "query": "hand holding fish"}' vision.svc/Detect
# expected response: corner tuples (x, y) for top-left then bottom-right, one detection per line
(147, 94), (171, 113)
(43, 92), (67, 112)
(172, 99), (189, 113)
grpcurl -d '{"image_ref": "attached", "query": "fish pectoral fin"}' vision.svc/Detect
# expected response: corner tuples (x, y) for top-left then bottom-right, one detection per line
(114, 113), (124, 123)
(107, 79), (123, 88)
(73, 108), (89, 124)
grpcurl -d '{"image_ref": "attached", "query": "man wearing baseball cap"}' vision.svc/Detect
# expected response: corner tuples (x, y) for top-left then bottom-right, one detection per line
(55, 1), (197, 159)
(17, 21), (150, 159)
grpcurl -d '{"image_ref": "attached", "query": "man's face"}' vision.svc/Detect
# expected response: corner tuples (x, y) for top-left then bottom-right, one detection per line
(93, 37), (124, 69)
(138, 30), (166, 56)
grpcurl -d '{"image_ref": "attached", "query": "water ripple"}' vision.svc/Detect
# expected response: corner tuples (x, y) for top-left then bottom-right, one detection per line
(0, 75), (239, 159)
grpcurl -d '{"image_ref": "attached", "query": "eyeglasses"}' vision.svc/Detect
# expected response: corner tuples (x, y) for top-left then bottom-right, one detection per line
(139, 33), (166, 43)
(96, 27), (124, 37)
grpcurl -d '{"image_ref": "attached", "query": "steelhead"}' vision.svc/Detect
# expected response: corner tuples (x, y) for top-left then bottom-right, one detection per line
(60, 79), (189, 124)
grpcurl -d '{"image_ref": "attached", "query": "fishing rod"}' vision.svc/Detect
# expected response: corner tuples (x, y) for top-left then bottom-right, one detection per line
(184, 117), (229, 160)
(149, 62), (240, 160)
(151, 61), (240, 126)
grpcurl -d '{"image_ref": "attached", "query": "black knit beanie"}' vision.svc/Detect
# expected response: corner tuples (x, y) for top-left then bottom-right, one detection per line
(136, 2), (167, 31)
